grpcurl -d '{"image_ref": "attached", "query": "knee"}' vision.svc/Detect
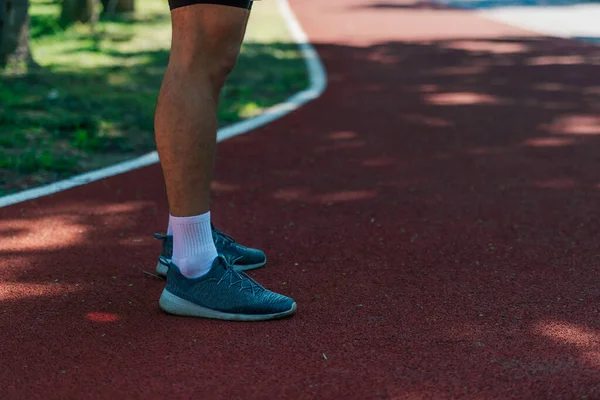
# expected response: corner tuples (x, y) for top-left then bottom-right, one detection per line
(206, 45), (240, 87)
(170, 30), (242, 89)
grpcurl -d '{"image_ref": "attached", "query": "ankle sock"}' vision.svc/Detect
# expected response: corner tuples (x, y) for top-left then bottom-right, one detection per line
(170, 211), (218, 278)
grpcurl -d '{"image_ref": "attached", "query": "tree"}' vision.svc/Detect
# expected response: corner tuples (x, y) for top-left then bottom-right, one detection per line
(60, 0), (135, 27)
(0, 0), (32, 70)
(60, 0), (95, 25)
(102, 0), (135, 14)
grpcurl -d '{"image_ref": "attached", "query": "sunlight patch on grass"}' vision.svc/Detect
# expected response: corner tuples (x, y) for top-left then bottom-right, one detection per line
(1, 0), (309, 195)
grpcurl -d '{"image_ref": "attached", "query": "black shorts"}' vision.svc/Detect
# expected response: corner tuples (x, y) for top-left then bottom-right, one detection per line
(168, 0), (253, 10)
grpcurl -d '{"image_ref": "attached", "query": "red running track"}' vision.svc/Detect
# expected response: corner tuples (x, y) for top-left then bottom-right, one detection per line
(3, 0), (600, 398)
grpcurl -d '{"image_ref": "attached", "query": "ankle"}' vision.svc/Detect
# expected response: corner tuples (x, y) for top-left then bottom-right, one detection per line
(170, 212), (218, 279)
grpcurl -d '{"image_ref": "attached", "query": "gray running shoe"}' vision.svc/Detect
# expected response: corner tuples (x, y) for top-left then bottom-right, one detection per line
(159, 256), (296, 321)
(154, 224), (267, 277)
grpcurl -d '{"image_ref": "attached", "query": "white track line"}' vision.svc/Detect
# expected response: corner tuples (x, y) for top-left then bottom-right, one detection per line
(0, 0), (326, 208)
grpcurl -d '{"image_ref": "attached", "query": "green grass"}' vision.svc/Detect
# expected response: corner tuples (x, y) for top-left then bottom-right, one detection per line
(0, 0), (308, 195)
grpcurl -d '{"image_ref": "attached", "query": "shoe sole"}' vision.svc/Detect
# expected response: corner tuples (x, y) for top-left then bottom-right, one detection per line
(155, 258), (266, 278)
(158, 289), (297, 321)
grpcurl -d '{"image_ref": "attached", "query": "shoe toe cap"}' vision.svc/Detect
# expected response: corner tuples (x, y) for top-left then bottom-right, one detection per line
(255, 291), (295, 314)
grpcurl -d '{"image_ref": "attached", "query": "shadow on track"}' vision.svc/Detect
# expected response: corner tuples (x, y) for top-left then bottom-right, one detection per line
(2, 33), (600, 399)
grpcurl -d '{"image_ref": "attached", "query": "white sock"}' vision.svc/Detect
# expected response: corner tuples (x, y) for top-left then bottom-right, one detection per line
(170, 212), (218, 279)
(167, 220), (173, 236)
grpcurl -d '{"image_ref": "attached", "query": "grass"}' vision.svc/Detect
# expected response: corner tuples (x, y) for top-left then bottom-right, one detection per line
(0, 0), (309, 195)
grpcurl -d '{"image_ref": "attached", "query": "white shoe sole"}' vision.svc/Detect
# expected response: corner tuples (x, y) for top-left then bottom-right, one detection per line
(155, 258), (266, 278)
(158, 289), (297, 321)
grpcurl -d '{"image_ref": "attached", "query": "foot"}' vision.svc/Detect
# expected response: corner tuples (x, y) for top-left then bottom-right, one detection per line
(159, 256), (296, 321)
(154, 224), (267, 278)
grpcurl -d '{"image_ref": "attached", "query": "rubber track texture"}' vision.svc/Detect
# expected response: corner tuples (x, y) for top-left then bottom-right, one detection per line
(2, 0), (600, 398)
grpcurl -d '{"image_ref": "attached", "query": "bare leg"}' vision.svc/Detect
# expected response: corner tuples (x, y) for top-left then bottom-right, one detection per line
(155, 4), (250, 217)
(154, 2), (297, 320)
(154, 4), (268, 277)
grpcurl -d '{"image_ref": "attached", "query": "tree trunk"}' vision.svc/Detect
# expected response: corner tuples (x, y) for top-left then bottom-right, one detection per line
(115, 0), (134, 12)
(61, 0), (95, 25)
(0, 0), (32, 70)
(102, 0), (134, 13)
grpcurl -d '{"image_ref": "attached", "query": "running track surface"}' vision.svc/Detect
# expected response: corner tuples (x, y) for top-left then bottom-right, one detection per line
(3, 1), (600, 399)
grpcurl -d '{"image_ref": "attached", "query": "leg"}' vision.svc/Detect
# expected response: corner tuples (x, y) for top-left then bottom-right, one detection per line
(154, 1), (295, 320)
(155, 2), (249, 278)
(155, 3), (250, 218)
(156, 1), (266, 276)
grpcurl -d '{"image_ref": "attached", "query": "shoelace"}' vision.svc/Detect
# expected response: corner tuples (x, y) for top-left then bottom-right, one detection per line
(212, 224), (236, 247)
(217, 256), (264, 295)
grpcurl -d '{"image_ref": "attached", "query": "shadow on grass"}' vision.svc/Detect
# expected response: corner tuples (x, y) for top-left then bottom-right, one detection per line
(30, 5), (171, 41)
(30, 13), (64, 40)
(98, 10), (171, 25)
(0, 42), (308, 193)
